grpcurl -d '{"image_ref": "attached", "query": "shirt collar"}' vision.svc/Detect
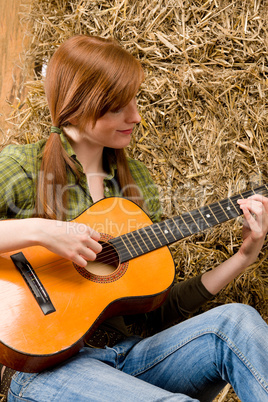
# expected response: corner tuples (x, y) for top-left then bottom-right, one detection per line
(103, 148), (117, 180)
(60, 132), (76, 158)
(60, 133), (117, 179)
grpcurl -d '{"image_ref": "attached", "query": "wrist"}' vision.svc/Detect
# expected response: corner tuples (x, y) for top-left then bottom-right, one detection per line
(25, 218), (46, 247)
(236, 243), (262, 268)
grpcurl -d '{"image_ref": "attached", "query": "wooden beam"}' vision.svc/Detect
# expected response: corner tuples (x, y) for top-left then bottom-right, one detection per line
(0, 0), (33, 133)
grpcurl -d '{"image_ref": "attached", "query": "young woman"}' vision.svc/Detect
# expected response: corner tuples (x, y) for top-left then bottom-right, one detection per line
(0, 35), (267, 402)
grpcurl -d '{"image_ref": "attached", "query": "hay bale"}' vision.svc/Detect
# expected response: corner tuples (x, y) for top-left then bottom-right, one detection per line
(1, 1), (267, 399)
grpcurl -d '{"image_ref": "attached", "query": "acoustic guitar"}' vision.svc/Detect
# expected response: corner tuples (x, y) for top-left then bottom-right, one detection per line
(0, 184), (267, 373)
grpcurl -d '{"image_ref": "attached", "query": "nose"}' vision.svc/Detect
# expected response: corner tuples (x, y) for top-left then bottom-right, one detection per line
(125, 98), (141, 124)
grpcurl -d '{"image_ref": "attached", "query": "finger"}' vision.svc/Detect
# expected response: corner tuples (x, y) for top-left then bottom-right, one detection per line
(88, 229), (101, 242)
(237, 199), (262, 214)
(240, 204), (267, 237)
(240, 205), (257, 227)
(77, 225), (102, 251)
(86, 236), (102, 254)
(249, 195), (268, 214)
(238, 195), (268, 210)
(74, 245), (100, 265)
(71, 223), (101, 241)
(71, 253), (88, 267)
(247, 194), (267, 202)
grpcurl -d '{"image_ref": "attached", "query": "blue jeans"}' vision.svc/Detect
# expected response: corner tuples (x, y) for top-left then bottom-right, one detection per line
(8, 304), (268, 402)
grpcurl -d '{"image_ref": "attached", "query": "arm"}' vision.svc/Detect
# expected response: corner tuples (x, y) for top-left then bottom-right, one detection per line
(201, 194), (268, 295)
(0, 218), (102, 267)
(146, 195), (268, 333)
(0, 151), (101, 266)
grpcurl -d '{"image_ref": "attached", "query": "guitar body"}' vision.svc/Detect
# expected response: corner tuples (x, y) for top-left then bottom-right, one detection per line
(0, 197), (175, 373)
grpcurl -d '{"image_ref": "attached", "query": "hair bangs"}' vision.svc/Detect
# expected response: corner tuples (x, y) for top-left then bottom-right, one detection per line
(106, 56), (144, 114)
(91, 46), (144, 121)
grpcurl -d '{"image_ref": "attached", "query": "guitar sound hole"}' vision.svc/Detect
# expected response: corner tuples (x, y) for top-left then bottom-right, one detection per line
(83, 241), (119, 276)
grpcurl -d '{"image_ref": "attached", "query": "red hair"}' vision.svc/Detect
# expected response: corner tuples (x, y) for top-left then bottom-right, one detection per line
(36, 35), (144, 219)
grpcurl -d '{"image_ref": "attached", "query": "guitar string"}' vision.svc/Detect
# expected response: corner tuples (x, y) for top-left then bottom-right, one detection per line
(96, 187), (268, 257)
(85, 187), (268, 265)
(82, 186), (268, 268)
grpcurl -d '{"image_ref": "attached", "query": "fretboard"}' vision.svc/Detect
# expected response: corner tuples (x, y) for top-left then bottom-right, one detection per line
(110, 184), (268, 263)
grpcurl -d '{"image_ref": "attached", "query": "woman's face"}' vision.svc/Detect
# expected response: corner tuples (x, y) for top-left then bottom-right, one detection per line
(80, 98), (141, 149)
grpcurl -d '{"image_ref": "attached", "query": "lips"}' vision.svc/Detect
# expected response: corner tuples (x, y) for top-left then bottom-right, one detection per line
(117, 128), (133, 135)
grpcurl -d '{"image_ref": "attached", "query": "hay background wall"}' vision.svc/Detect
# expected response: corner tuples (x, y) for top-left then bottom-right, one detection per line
(1, 1), (267, 400)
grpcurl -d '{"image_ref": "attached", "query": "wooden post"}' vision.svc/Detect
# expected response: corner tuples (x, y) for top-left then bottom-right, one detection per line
(0, 0), (33, 134)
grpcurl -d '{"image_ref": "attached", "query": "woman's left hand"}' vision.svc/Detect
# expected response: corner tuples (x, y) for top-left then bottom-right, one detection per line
(201, 194), (268, 295)
(237, 194), (268, 264)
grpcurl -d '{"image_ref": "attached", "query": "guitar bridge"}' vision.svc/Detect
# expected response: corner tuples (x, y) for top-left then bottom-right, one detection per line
(10, 252), (56, 316)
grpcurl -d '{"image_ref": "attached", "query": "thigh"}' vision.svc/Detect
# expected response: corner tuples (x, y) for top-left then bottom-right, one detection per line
(8, 348), (198, 402)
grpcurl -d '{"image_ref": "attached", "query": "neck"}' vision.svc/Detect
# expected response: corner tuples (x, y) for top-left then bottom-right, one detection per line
(63, 127), (105, 174)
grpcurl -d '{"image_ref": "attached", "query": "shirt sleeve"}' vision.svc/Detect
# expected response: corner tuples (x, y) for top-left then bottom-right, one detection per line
(0, 149), (35, 219)
(145, 274), (214, 333)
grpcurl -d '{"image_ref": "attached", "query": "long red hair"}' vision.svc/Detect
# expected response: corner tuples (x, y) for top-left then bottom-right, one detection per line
(36, 35), (144, 219)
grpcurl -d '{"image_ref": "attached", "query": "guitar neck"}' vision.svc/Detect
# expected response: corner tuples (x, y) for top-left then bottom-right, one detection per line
(110, 184), (268, 263)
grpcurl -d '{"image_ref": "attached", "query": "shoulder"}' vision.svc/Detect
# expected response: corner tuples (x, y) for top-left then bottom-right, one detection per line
(0, 139), (46, 169)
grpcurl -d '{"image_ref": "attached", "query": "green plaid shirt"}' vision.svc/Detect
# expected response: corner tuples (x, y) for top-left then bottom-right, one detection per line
(0, 134), (162, 222)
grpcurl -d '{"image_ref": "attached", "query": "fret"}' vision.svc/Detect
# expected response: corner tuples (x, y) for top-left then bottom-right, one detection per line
(129, 231), (144, 254)
(207, 204), (220, 223)
(190, 208), (210, 232)
(110, 237), (130, 261)
(239, 189), (251, 198)
(242, 187), (264, 198)
(138, 227), (156, 250)
(225, 195), (240, 216)
(209, 201), (229, 223)
(147, 223), (168, 245)
(158, 221), (177, 243)
(121, 233), (140, 257)
(151, 225), (165, 245)
(252, 186), (268, 198)
(198, 205), (219, 227)
(254, 184), (268, 197)
(184, 210), (206, 233)
(219, 196), (241, 220)
(165, 218), (184, 239)
(110, 235), (136, 262)
(180, 213), (195, 235)
(172, 216), (192, 238)
(131, 230), (150, 253)
(155, 223), (169, 243)
(143, 226), (163, 248)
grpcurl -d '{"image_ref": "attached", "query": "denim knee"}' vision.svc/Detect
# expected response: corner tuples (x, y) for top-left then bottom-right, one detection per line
(216, 301), (260, 320)
(212, 303), (265, 341)
(218, 302), (258, 318)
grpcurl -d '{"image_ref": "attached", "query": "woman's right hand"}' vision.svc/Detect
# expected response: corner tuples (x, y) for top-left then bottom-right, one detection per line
(36, 219), (102, 267)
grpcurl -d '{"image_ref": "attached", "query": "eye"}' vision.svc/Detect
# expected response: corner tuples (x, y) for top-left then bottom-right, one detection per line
(111, 108), (123, 114)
